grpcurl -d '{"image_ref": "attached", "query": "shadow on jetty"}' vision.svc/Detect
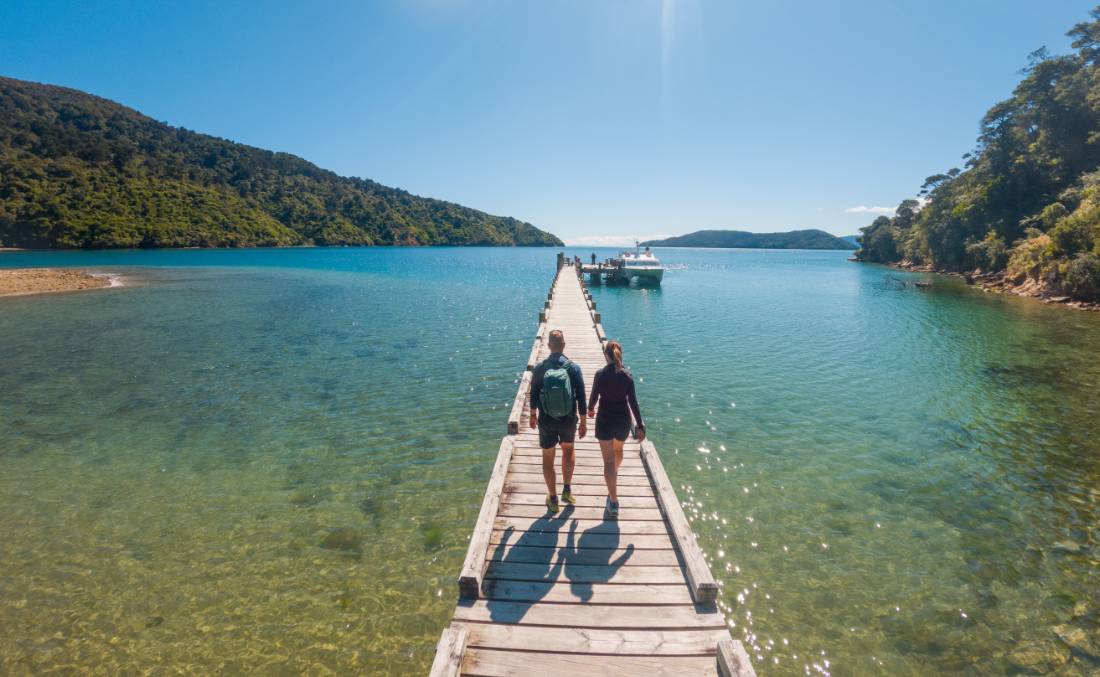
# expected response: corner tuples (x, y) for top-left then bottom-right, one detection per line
(560, 520), (634, 602)
(483, 506), (573, 622)
(478, 507), (637, 621)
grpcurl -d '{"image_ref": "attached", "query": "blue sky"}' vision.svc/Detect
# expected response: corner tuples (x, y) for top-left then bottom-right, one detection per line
(0, 1), (1094, 244)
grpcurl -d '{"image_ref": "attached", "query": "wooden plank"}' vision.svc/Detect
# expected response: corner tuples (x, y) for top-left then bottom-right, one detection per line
(510, 445), (642, 458)
(487, 544), (680, 566)
(485, 561), (685, 584)
(506, 471), (652, 487)
(501, 492), (658, 510)
(459, 437), (514, 598)
(512, 436), (640, 447)
(429, 624), (468, 677)
(453, 600), (726, 629)
(489, 529), (675, 550)
(511, 444), (642, 456)
(496, 504), (664, 521)
(509, 450), (642, 463)
(505, 481), (654, 497)
(640, 440), (718, 604)
(506, 457), (641, 470)
(494, 516), (668, 535)
(461, 648), (716, 676)
(482, 580), (693, 605)
(717, 639), (756, 677)
(508, 462), (648, 477)
(507, 372), (531, 435)
(465, 624), (728, 656)
(507, 456), (644, 471)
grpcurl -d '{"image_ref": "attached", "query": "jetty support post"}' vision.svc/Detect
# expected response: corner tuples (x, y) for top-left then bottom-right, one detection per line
(507, 371), (532, 434)
(429, 624), (468, 677)
(717, 639), (757, 677)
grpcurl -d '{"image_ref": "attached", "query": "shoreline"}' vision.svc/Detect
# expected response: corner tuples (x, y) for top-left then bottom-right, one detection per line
(885, 261), (1100, 312)
(0, 268), (123, 298)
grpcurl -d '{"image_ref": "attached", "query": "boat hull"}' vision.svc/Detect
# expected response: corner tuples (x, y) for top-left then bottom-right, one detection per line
(621, 266), (663, 284)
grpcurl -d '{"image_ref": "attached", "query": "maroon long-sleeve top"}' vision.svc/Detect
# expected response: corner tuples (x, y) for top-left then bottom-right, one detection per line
(588, 364), (644, 428)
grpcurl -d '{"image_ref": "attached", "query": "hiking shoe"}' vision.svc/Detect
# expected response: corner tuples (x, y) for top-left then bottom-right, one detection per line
(546, 495), (560, 514)
(561, 487), (576, 505)
(605, 497), (619, 520)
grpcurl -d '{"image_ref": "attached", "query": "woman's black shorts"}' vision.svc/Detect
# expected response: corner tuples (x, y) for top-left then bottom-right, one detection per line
(595, 413), (631, 441)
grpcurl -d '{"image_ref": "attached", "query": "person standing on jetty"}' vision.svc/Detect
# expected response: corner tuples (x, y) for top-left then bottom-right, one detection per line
(529, 330), (587, 514)
(587, 340), (645, 519)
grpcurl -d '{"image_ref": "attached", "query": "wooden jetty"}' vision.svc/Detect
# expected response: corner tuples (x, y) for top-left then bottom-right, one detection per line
(430, 261), (754, 677)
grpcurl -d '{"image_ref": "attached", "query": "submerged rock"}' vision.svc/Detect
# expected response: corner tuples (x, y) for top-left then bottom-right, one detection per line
(1007, 639), (1069, 673)
(357, 496), (383, 520)
(320, 527), (363, 556)
(1054, 624), (1100, 659)
(1051, 540), (1086, 555)
(290, 486), (332, 508)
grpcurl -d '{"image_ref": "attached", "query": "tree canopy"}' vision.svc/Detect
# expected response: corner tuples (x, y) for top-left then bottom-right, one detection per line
(0, 77), (561, 249)
(855, 7), (1100, 299)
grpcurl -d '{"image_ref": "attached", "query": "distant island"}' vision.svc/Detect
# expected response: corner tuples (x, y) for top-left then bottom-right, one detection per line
(642, 229), (857, 250)
(0, 77), (562, 249)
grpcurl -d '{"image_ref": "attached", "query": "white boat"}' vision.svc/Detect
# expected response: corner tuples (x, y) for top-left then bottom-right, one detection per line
(612, 243), (664, 284)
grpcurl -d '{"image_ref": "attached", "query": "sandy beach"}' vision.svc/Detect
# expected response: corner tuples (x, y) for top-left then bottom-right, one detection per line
(0, 268), (117, 297)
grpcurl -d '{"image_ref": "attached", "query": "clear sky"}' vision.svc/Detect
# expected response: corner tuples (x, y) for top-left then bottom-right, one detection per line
(0, 1), (1094, 244)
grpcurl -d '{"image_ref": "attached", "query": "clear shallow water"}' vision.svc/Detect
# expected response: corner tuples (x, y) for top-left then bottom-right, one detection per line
(1, 247), (1099, 675)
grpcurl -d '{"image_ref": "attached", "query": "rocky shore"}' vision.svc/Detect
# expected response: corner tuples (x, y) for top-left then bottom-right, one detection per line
(0, 268), (117, 297)
(888, 261), (1100, 312)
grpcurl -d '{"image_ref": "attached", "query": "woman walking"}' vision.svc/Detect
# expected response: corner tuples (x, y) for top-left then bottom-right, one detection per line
(587, 340), (645, 519)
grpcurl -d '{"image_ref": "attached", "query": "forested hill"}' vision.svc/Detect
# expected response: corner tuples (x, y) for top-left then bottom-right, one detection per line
(856, 8), (1100, 300)
(643, 229), (857, 250)
(0, 77), (561, 248)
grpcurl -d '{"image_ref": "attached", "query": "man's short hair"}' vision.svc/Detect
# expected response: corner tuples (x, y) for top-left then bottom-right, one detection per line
(548, 330), (565, 351)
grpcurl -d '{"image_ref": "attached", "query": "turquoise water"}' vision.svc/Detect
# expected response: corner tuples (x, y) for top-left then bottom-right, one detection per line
(1, 247), (1099, 675)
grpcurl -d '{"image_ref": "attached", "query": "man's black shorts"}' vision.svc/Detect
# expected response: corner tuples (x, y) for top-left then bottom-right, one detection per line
(538, 414), (577, 449)
(595, 413), (631, 441)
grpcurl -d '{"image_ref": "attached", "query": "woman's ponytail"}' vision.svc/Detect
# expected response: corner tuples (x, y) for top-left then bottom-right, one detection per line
(605, 340), (624, 373)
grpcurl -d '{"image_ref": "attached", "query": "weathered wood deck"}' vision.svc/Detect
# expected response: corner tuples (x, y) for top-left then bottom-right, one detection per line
(431, 262), (754, 677)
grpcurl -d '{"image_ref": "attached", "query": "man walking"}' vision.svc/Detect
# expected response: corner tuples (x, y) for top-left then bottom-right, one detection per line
(529, 330), (587, 513)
